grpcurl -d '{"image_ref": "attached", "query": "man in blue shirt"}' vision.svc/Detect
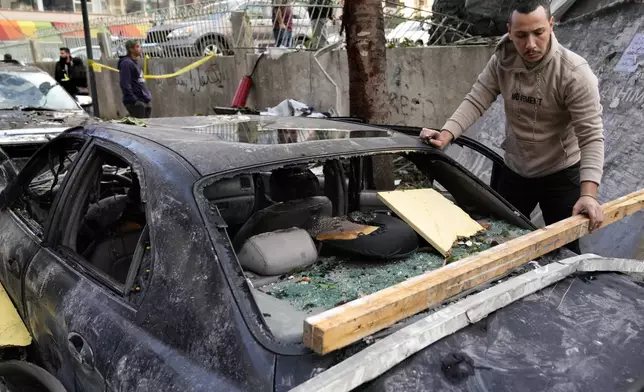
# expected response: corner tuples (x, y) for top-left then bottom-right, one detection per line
(118, 40), (152, 118)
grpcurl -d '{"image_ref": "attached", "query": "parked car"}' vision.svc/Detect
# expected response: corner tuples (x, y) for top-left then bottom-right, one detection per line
(145, 0), (313, 56)
(0, 61), (94, 182)
(386, 20), (432, 47)
(0, 114), (551, 389)
(0, 115), (641, 392)
(69, 46), (103, 61)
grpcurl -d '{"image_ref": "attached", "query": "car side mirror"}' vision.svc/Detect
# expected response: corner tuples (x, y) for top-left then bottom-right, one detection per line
(76, 95), (93, 108)
(38, 82), (53, 95)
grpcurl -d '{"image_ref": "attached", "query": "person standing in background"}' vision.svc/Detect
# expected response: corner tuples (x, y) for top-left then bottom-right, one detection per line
(272, 0), (294, 47)
(55, 48), (78, 97)
(308, 0), (334, 48)
(118, 40), (152, 119)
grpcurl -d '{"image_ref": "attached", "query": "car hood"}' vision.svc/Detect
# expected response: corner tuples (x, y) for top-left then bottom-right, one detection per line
(0, 109), (94, 143)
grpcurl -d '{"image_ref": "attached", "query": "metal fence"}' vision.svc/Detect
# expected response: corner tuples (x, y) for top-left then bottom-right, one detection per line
(0, 0), (474, 63)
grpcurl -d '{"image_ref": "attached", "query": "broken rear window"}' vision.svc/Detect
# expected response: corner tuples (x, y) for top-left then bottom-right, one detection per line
(197, 151), (533, 344)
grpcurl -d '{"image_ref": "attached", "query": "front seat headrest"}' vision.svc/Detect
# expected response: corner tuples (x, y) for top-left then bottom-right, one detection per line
(269, 166), (319, 202)
(231, 196), (332, 250)
(238, 228), (318, 276)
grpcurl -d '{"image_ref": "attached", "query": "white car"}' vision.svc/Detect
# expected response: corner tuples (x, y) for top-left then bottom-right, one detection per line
(386, 20), (432, 47)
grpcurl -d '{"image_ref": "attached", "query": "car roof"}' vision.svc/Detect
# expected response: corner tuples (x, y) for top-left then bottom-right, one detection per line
(0, 61), (46, 74)
(81, 115), (433, 176)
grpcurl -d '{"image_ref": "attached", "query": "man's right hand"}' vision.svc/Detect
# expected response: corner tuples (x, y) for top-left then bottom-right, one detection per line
(419, 128), (454, 150)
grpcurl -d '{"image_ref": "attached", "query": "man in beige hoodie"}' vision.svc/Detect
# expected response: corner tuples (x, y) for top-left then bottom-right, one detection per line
(420, 0), (605, 253)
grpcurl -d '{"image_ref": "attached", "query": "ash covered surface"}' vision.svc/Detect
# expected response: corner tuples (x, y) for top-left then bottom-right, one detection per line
(259, 219), (530, 312)
(0, 109), (92, 130)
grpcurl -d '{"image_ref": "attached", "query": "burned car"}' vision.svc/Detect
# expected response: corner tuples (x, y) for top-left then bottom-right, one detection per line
(0, 115), (642, 392)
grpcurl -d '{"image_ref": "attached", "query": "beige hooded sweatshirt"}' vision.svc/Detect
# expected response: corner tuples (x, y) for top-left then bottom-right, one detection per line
(442, 33), (605, 185)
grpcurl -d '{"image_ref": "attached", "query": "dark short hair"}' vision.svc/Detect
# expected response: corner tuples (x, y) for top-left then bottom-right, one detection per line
(509, 0), (552, 23)
(60, 47), (70, 54)
(125, 39), (140, 53)
(4, 53), (12, 61)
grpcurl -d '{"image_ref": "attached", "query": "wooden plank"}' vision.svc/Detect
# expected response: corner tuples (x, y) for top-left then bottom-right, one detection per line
(303, 189), (644, 354)
(292, 257), (583, 392)
(293, 255), (644, 392)
(376, 188), (484, 256)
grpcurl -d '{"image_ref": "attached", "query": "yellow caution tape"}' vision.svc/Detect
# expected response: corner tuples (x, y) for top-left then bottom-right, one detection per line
(143, 55), (149, 76)
(88, 54), (215, 80)
(89, 60), (119, 73)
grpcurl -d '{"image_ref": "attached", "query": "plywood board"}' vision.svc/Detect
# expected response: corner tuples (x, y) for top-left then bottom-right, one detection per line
(303, 189), (644, 355)
(376, 188), (484, 256)
(0, 284), (31, 348)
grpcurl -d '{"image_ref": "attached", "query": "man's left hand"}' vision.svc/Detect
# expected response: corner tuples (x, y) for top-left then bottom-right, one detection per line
(573, 196), (604, 232)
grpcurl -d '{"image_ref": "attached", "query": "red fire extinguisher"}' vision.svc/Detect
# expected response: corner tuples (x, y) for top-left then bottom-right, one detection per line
(231, 53), (265, 108)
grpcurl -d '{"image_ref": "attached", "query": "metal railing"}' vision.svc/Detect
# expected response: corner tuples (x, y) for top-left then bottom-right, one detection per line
(0, 0), (475, 63)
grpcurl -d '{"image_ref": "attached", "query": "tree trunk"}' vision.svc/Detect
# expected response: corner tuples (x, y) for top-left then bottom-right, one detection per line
(344, 0), (394, 190)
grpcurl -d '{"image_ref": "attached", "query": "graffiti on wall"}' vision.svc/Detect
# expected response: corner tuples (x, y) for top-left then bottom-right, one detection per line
(175, 62), (226, 94)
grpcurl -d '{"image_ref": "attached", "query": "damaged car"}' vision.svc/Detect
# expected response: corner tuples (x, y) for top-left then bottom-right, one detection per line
(0, 115), (642, 392)
(0, 61), (95, 186)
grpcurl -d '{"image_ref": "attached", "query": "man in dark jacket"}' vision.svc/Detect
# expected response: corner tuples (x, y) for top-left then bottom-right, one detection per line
(118, 40), (152, 118)
(70, 57), (88, 95)
(55, 47), (78, 97)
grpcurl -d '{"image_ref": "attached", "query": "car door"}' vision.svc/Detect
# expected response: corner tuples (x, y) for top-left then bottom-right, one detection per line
(0, 135), (88, 319)
(23, 140), (152, 392)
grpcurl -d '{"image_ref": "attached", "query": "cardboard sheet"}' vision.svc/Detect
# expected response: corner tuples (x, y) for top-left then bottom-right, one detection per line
(377, 188), (484, 256)
(0, 283), (31, 348)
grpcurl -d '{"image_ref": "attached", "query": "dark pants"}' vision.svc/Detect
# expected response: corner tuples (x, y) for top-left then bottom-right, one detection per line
(273, 28), (292, 47)
(497, 162), (582, 254)
(125, 101), (152, 118)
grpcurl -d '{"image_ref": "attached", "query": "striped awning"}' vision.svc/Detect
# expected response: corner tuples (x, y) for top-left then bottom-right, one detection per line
(108, 24), (151, 39)
(0, 20), (150, 41)
(0, 20), (58, 40)
(0, 20), (28, 40)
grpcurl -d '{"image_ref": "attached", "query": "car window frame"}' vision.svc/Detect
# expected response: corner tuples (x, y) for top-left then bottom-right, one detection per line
(0, 134), (90, 241)
(47, 139), (150, 300)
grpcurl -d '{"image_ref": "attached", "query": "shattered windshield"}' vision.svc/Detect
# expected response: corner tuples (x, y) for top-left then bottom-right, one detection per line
(0, 72), (80, 111)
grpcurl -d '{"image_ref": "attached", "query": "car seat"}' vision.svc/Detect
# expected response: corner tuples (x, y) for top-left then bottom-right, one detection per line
(89, 230), (142, 283)
(231, 166), (333, 250)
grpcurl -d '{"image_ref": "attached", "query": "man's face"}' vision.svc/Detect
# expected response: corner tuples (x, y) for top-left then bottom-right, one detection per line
(507, 6), (554, 64)
(59, 50), (69, 61)
(130, 43), (142, 57)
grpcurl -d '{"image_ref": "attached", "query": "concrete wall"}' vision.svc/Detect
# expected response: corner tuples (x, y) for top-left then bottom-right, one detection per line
(39, 46), (494, 126)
